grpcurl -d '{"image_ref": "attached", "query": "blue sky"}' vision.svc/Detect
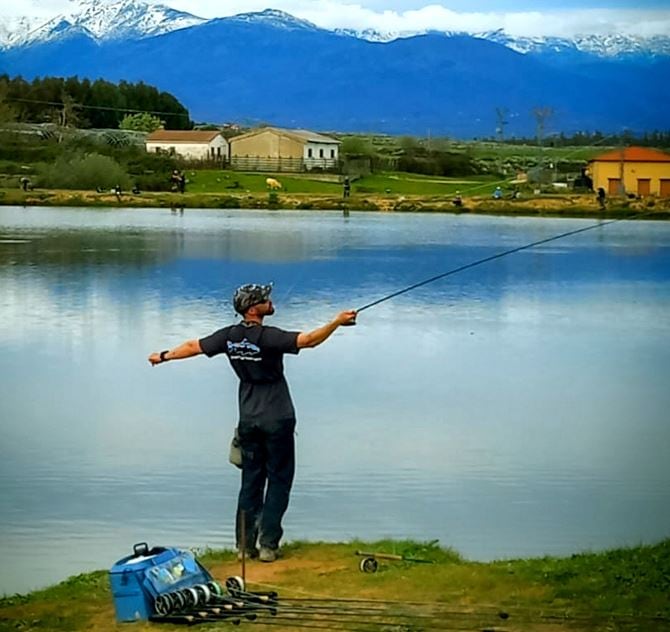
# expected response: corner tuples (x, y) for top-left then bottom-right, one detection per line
(4, 0), (670, 37)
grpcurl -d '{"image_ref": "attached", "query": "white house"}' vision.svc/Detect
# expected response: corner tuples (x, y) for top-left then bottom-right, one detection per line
(145, 130), (228, 161)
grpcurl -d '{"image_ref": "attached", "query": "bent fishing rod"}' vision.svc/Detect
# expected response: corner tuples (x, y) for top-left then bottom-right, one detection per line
(355, 210), (653, 315)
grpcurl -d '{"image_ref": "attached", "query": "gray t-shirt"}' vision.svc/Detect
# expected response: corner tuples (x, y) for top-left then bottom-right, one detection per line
(199, 322), (300, 423)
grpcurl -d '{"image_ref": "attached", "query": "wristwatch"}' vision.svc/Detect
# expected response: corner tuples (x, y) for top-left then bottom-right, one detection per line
(159, 350), (169, 362)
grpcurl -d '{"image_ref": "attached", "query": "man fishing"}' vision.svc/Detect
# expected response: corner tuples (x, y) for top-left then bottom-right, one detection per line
(148, 283), (357, 562)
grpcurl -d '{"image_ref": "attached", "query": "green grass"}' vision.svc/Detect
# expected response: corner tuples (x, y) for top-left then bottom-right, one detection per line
(339, 133), (617, 162)
(353, 172), (499, 196)
(1, 540), (669, 631)
(501, 540), (670, 617)
(181, 170), (499, 197)
(183, 170), (343, 194)
(460, 141), (615, 162)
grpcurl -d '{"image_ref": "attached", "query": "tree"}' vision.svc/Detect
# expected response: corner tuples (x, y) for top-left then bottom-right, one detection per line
(0, 79), (17, 124)
(340, 136), (374, 157)
(398, 135), (420, 153)
(119, 112), (163, 132)
(59, 92), (80, 128)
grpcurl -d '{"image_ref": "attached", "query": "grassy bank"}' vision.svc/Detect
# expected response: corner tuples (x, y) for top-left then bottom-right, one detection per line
(2, 167), (670, 218)
(0, 169), (670, 219)
(1, 186), (669, 220)
(2, 539), (669, 631)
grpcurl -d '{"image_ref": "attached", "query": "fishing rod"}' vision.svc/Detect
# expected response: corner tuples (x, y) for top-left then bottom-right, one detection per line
(355, 210), (652, 314)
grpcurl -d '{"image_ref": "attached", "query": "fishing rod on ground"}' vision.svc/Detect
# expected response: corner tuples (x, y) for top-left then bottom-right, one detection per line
(235, 580), (670, 629)
(250, 595), (666, 628)
(254, 607), (508, 629)
(226, 598), (482, 620)
(227, 583), (505, 627)
(350, 209), (653, 317)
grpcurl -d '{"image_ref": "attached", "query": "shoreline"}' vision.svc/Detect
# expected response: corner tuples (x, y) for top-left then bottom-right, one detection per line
(1, 539), (668, 632)
(2, 188), (669, 219)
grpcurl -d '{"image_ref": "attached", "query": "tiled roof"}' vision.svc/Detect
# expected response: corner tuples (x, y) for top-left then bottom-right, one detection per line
(591, 146), (670, 162)
(231, 126), (340, 144)
(146, 130), (222, 142)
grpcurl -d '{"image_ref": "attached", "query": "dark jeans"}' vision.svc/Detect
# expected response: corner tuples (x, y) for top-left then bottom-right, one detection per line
(236, 417), (296, 551)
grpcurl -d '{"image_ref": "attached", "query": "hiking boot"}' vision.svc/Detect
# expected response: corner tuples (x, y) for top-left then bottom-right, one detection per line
(258, 547), (277, 563)
(237, 548), (258, 561)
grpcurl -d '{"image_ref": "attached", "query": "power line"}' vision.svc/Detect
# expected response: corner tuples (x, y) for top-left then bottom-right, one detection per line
(5, 96), (191, 118)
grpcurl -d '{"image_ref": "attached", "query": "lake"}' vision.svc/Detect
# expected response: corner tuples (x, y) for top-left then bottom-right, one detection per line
(1, 206), (669, 595)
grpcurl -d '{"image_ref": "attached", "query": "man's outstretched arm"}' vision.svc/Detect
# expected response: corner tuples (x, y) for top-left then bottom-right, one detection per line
(148, 339), (203, 366)
(296, 310), (357, 349)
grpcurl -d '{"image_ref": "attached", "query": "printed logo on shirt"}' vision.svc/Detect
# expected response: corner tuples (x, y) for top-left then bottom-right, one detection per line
(227, 338), (262, 361)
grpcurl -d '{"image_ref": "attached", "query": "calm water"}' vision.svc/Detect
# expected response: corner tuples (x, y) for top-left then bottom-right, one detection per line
(1, 206), (669, 595)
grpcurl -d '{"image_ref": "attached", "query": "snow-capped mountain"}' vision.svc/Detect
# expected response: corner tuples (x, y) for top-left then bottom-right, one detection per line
(342, 26), (670, 58)
(334, 28), (410, 43)
(224, 9), (318, 32)
(0, 0), (205, 49)
(2, 4), (669, 136)
(476, 29), (670, 58)
(0, 16), (46, 49)
(1, 0), (669, 59)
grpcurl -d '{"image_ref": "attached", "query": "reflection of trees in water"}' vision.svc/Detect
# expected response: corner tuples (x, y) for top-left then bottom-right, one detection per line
(181, 229), (309, 262)
(0, 225), (318, 268)
(0, 230), (176, 268)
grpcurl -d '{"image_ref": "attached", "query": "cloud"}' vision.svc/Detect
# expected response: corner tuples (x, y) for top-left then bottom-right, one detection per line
(170, 1), (670, 37)
(2, 0), (670, 37)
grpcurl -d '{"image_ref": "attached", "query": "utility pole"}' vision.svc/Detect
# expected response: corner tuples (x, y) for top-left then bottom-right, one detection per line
(533, 107), (553, 178)
(495, 107), (508, 143)
(617, 128), (628, 196)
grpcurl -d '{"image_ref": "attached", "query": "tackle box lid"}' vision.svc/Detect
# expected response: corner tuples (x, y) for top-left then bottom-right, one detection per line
(110, 543), (183, 574)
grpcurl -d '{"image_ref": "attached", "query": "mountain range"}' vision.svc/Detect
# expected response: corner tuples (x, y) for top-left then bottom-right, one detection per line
(1, 1), (669, 137)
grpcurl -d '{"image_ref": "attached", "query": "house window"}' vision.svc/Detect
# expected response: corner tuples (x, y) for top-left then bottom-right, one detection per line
(330, 149), (335, 158)
(217, 146), (221, 157)
(319, 149), (324, 158)
(308, 148), (313, 158)
(155, 147), (160, 153)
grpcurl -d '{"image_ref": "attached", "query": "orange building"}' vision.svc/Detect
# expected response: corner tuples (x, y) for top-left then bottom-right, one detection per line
(588, 146), (670, 197)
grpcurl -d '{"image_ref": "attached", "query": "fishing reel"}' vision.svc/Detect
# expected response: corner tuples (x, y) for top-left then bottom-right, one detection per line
(225, 575), (246, 594)
(153, 581), (224, 616)
(359, 557), (379, 573)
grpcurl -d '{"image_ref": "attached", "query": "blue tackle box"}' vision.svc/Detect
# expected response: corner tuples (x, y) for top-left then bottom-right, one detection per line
(109, 542), (213, 622)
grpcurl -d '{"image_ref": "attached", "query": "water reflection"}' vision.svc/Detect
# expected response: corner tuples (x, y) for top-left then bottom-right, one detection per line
(1, 206), (669, 595)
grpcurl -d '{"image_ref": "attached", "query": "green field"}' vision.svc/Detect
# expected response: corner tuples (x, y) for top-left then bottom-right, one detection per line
(184, 170), (501, 197)
(463, 141), (614, 162)
(339, 133), (616, 162)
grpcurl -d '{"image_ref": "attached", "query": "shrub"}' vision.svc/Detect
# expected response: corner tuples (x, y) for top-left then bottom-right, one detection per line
(37, 153), (130, 190)
(267, 191), (280, 208)
(398, 151), (476, 177)
(215, 196), (242, 209)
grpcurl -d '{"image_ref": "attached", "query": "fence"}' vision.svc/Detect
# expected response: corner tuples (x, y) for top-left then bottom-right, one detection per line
(231, 156), (340, 173)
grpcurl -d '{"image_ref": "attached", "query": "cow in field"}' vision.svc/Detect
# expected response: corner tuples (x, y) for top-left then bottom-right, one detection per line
(266, 177), (282, 190)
